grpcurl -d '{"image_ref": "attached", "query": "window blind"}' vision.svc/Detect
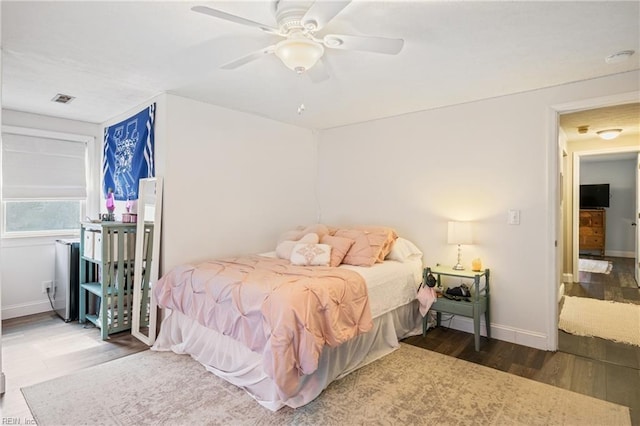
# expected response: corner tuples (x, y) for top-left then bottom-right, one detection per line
(2, 131), (88, 199)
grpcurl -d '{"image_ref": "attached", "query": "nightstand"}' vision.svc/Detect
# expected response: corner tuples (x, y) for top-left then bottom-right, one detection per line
(423, 265), (490, 351)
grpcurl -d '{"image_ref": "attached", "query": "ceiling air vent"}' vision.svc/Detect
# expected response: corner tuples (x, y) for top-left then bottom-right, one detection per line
(51, 93), (75, 104)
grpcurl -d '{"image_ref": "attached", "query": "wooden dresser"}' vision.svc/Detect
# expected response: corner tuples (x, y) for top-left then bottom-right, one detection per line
(579, 209), (606, 256)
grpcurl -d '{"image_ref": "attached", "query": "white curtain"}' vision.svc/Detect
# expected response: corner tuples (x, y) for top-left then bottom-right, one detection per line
(2, 131), (87, 199)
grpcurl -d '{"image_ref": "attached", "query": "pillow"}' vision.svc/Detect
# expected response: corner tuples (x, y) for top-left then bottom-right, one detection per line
(333, 229), (378, 266)
(335, 226), (398, 266)
(277, 224), (330, 244)
(290, 243), (331, 266)
(385, 237), (423, 262)
(276, 233), (319, 260)
(354, 226), (398, 262)
(320, 235), (355, 267)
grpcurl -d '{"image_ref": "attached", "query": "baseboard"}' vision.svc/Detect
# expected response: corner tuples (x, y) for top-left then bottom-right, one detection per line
(604, 250), (635, 258)
(1, 300), (52, 320)
(562, 273), (573, 283)
(445, 316), (549, 351)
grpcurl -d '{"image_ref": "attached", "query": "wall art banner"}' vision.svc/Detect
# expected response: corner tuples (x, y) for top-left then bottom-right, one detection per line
(102, 103), (155, 201)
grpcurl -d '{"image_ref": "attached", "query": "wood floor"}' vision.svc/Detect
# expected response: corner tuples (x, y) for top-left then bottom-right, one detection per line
(0, 313), (148, 421)
(565, 256), (639, 305)
(1, 257), (638, 424)
(560, 256), (640, 372)
(404, 328), (639, 425)
(406, 255), (640, 425)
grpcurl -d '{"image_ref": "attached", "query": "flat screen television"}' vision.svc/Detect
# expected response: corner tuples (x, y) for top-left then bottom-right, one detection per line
(579, 184), (610, 208)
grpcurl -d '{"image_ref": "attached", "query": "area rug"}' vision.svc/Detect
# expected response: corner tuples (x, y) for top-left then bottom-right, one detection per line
(559, 296), (640, 347)
(21, 344), (630, 425)
(578, 258), (613, 274)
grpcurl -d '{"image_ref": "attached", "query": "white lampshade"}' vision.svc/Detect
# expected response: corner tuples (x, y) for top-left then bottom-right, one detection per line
(447, 221), (472, 245)
(274, 38), (324, 73)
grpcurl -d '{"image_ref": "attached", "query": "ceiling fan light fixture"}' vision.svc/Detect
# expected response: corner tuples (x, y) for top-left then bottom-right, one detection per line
(275, 38), (324, 73)
(596, 129), (623, 140)
(303, 19), (318, 31)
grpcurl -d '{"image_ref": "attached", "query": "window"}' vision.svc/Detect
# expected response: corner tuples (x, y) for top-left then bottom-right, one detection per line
(4, 200), (82, 235)
(1, 126), (92, 237)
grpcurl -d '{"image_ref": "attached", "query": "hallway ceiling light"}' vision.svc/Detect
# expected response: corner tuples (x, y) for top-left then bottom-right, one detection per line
(596, 129), (622, 140)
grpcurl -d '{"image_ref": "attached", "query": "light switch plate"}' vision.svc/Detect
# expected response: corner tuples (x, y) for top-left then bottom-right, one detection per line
(508, 209), (520, 225)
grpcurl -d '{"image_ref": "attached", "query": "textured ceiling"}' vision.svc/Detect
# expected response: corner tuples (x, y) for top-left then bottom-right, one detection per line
(2, 1), (640, 129)
(560, 103), (640, 143)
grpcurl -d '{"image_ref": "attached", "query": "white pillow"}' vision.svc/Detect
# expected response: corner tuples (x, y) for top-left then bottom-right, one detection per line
(290, 243), (331, 266)
(275, 233), (319, 260)
(385, 237), (423, 262)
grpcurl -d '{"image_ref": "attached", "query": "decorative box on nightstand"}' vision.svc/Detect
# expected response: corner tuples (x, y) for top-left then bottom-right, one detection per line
(423, 265), (491, 351)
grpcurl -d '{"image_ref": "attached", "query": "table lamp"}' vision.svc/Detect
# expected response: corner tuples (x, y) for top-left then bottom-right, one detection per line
(448, 221), (472, 270)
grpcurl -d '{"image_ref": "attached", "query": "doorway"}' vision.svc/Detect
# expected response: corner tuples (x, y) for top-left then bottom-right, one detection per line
(571, 147), (639, 285)
(556, 102), (640, 364)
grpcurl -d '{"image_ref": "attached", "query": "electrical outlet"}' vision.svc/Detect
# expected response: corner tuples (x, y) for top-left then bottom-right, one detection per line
(42, 280), (53, 293)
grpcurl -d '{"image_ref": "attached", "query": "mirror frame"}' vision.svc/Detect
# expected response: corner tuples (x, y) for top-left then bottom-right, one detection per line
(132, 177), (163, 345)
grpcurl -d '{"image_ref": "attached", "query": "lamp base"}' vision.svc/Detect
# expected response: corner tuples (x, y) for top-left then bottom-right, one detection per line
(453, 244), (465, 270)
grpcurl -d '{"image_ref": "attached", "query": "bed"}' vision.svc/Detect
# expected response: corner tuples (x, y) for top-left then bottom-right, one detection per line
(151, 227), (423, 411)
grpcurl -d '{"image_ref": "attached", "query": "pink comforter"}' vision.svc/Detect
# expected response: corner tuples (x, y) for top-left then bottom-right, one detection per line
(154, 255), (373, 398)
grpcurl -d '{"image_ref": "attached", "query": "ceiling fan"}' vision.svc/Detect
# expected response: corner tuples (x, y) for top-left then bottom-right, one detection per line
(191, 0), (404, 78)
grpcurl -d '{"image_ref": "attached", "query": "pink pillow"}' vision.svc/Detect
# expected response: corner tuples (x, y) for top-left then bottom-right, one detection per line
(335, 227), (398, 266)
(355, 226), (398, 262)
(321, 235), (355, 267)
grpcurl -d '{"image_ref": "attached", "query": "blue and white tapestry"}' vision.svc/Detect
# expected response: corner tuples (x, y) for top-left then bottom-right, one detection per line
(102, 103), (155, 201)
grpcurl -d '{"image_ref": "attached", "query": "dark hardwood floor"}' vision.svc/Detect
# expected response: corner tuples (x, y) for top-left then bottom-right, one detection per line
(405, 255), (640, 425)
(565, 256), (639, 305)
(560, 256), (640, 370)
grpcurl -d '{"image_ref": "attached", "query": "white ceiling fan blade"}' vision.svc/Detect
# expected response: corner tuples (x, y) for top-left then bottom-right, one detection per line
(306, 59), (330, 83)
(191, 6), (280, 35)
(220, 46), (275, 70)
(301, 1), (352, 32)
(323, 34), (404, 54)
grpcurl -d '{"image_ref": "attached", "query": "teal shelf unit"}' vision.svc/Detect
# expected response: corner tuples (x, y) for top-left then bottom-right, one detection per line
(79, 221), (148, 340)
(422, 265), (491, 351)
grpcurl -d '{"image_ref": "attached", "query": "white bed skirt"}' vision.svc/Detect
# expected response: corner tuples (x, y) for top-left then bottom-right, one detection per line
(152, 300), (422, 411)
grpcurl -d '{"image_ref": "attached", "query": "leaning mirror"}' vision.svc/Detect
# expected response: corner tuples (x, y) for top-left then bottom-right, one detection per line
(132, 177), (163, 345)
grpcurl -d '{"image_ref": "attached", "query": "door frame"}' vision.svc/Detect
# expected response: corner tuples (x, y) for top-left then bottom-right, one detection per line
(548, 90), (639, 351)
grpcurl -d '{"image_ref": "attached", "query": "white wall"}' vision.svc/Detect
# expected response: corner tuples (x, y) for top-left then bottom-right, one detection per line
(161, 94), (318, 270)
(581, 158), (637, 256)
(0, 110), (100, 319)
(2, 70), (638, 352)
(316, 70), (640, 350)
(0, 94), (319, 319)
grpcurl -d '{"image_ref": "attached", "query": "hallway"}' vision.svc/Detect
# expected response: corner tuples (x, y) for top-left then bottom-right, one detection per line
(559, 256), (639, 420)
(564, 256), (639, 305)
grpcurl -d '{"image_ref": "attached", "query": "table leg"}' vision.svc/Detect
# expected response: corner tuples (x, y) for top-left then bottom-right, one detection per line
(474, 308), (481, 351)
(485, 305), (491, 339)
